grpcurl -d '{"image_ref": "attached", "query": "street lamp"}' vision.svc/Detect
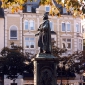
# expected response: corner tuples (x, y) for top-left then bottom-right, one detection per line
(59, 62), (63, 85)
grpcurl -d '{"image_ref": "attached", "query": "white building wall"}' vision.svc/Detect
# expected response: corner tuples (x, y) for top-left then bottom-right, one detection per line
(4, 75), (23, 85)
(0, 18), (4, 52)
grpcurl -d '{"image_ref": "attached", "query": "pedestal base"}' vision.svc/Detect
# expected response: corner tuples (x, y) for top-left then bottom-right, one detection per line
(33, 53), (58, 85)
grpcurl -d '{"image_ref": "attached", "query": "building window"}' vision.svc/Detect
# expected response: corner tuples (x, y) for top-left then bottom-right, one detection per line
(67, 22), (71, 31)
(67, 39), (71, 49)
(27, 5), (31, 12)
(62, 38), (71, 49)
(50, 21), (53, 31)
(82, 25), (85, 33)
(63, 8), (67, 14)
(76, 23), (80, 32)
(24, 37), (35, 49)
(79, 39), (82, 50)
(62, 38), (66, 48)
(10, 26), (17, 40)
(30, 20), (35, 30)
(24, 20), (29, 30)
(62, 22), (66, 31)
(62, 22), (71, 32)
(45, 6), (50, 12)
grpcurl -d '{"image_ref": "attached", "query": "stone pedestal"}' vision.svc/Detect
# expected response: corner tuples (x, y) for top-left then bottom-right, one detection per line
(33, 53), (58, 85)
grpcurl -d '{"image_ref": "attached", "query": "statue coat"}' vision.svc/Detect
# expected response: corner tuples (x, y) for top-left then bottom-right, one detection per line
(38, 19), (51, 53)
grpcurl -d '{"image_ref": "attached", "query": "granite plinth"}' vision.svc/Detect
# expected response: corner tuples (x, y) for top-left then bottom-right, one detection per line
(33, 53), (57, 85)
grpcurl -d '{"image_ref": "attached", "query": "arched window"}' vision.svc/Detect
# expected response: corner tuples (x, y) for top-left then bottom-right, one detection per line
(24, 20), (29, 30)
(50, 21), (53, 31)
(10, 26), (18, 40)
(30, 20), (35, 30)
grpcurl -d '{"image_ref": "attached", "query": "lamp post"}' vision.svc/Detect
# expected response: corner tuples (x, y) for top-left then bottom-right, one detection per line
(59, 62), (63, 85)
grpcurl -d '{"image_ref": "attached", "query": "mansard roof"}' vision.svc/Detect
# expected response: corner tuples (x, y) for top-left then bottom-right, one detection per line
(0, 1), (4, 18)
(23, 0), (40, 13)
(23, 0), (72, 15)
(0, 8), (4, 18)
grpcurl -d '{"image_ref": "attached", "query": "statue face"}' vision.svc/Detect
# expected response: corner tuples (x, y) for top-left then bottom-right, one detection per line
(43, 12), (48, 20)
(43, 15), (48, 20)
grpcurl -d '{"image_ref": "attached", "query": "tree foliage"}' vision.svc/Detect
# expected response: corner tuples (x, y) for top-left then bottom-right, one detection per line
(52, 40), (85, 76)
(1, 0), (85, 18)
(0, 42), (33, 81)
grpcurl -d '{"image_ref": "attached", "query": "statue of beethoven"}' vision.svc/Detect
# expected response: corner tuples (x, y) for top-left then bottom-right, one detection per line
(35, 13), (51, 54)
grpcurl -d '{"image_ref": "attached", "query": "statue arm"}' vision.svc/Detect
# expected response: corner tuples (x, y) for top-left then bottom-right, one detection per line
(35, 33), (39, 36)
(37, 24), (44, 32)
(43, 20), (49, 30)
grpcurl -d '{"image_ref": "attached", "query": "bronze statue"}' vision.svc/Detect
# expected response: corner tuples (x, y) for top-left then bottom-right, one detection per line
(35, 13), (51, 54)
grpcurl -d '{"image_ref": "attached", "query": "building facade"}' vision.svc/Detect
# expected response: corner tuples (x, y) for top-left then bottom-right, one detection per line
(4, 4), (83, 55)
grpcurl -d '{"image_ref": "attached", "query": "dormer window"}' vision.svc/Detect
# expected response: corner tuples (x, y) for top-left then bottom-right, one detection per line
(45, 6), (50, 12)
(63, 7), (67, 14)
(27, 5), (31, 12)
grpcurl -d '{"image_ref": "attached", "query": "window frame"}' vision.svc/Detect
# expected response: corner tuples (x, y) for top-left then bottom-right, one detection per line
(27, 5), (32, 12)
(62, 38), (72, 50)
(45, 5), (50, 12)
(63, 7), (67, 14)
(29, 20), (35, 30)
(9, 25), (18, 40)
(66, 22), (71, 32)
(61, 22), (66, 32)
(24, 37), (35, 49)
(50, 21), (54, 31)
(79, 39), (82, 50)
(76, 23), (80, 33)
(61, 22), (71, 32)
(24, 20), (29, 30)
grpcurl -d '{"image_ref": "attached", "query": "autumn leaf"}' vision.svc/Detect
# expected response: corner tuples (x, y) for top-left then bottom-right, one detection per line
(1, 0), (85, 16)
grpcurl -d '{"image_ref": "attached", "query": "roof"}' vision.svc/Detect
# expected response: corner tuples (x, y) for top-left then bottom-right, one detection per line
(0, 8), (4, 18)
(23, 0), (40, 13)
(0, 1), (4, 18)
(23, 0), (72, 15)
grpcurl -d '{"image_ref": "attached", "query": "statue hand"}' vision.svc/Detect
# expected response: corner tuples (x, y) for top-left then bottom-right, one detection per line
(37, 29), (40, 31)
(35, 33), (39, 36)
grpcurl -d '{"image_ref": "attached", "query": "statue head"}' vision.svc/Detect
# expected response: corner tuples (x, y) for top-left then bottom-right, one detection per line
(43, 12), (48, 20)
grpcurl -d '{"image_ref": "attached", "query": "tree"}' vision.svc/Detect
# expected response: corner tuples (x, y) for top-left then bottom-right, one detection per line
(51, 40), (85, 78)
(0, 42), (33, 83)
